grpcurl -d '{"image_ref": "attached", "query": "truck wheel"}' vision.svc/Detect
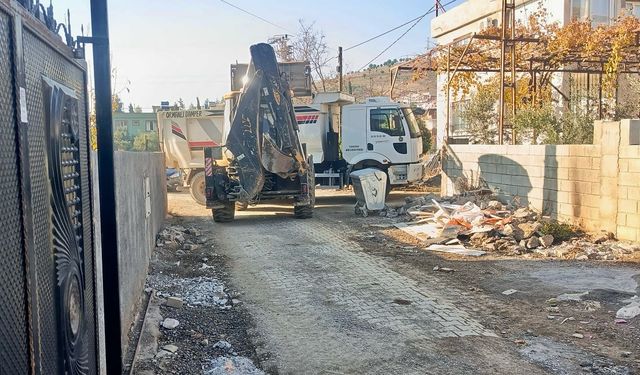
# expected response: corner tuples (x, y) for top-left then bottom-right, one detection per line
(212, 201), (235, 223)
(189, 171), (206, 206)
(294, 204), (314, 219)
(235, 201), (249, 211)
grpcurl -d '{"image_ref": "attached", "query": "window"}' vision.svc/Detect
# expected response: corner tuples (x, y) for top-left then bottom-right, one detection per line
(145, 120), (156, 131)
(571, 0), (612, 25)
(116, 120), (128, 129)
(370, 108), (405, 137)
(132, 120), (140, 127)
(401, 108), (422, 138)
(450, 100), (469, 135)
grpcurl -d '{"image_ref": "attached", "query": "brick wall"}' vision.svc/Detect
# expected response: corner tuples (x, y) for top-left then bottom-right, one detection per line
(442, 120), (640, 241)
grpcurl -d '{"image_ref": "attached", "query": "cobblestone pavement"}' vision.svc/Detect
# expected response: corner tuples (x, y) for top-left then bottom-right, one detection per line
(202, 196), (546, 375)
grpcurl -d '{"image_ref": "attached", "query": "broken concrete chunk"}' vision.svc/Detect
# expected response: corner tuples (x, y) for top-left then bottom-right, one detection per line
(213, 340), (233, 352)
(572, 333), (584, 339)
(162, 344), (178, 353)
(166, 296), (183, 309)
(518, 222), (542, 239)
(616, 301), (640, 320)
(183, 243), (198, 251)
(526, 236), (541, 249)
(502, 289), (518, 296)
(161, 318), (179, 329)
(540, 234), (554, 248)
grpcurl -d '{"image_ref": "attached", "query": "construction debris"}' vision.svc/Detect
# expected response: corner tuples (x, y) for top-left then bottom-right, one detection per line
(380, 192), (640, 260)
(161, 318), (180, 330)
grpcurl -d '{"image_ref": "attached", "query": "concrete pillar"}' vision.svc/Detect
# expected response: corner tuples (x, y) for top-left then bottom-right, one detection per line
(596, 121), (621, 235)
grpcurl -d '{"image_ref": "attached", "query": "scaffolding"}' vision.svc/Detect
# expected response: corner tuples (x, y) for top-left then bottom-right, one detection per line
(390, 0), (640, 144)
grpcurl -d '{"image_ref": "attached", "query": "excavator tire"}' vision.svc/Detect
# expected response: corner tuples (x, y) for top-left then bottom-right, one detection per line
(212, 201), (236, 223)
(294, 204), (313, 219)
(235, 201), (249, 211)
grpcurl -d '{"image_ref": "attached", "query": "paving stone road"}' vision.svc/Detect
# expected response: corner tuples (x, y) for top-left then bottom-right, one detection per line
(201, 196), (545, 375)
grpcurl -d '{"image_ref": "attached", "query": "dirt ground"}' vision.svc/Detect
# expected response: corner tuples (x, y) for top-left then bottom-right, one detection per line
(132, 189), (640, 374)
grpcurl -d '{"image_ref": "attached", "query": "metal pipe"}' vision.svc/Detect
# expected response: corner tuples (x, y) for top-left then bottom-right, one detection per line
(89, 0), (122, 373)
(446, 45), (451, 142)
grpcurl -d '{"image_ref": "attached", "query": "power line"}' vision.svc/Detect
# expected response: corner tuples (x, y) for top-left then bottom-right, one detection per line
(357, 0), (459, 71)
(358, 15), (427, 71)
(219, 0), (291, 33)
(344, 13), (430, 52)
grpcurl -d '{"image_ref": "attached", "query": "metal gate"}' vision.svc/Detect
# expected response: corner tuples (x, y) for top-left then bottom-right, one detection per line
(0, 1), (98, 373)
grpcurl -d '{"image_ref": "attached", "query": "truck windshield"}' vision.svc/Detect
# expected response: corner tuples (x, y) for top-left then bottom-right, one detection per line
(401, 108), (422, 138)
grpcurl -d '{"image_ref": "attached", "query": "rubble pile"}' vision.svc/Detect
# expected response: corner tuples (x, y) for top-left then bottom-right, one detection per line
(383, 191), (640, 260)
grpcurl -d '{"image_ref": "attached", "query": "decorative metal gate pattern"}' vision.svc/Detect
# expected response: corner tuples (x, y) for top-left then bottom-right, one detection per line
(0, 1), (98, 373)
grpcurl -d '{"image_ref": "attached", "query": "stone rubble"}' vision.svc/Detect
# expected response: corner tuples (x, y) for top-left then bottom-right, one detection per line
(377, 191), (640, 261)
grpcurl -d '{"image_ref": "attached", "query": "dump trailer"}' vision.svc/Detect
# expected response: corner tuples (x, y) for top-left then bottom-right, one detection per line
(203, 43), (315, 222)
(158, 106), (225, 204)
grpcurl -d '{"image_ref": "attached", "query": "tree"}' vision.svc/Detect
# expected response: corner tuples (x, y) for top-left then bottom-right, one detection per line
(460, 84), (499, 144)
(132, 131), (159, 151)
(113, 127), (132, 151)
(292, 20), (330, 92)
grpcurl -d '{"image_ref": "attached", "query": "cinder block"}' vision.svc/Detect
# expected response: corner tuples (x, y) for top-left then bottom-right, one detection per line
(628, 187), (640, 200)
(628, 159), (640, 173)
(616, 226), (638, 242)
(557, 168), (569, 180)
(555, 146), (570, 156)
(619, 199), (638, 214)
(619, 147), (637, 158)
(619, 172), (640, 187)
(591, 157), (601, 170)
(626, 213), (640, 228)
(618, 213), (627, 226)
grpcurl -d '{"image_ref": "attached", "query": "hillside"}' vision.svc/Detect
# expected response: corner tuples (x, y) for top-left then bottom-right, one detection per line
(321, 64), (437, 107)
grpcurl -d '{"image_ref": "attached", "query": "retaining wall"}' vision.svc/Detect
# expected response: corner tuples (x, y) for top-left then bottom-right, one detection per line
(442, 120), (640, 241)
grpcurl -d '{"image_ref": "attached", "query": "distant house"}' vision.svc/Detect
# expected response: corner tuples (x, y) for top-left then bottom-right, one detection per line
(112, 112), (158, 138)
(431, 0), (640, 146)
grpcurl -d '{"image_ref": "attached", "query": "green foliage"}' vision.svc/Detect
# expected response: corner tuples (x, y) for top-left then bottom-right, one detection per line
(132, 132), (160, 151)
(513, 102), (594, 145)
(513, 105), (557, 144)
(460, 85), (498, 144)
(540, 221), (578, 242)
(417, 118), (433, 153)
(113, 127), (132, 151)
(553, 108), (594, 144)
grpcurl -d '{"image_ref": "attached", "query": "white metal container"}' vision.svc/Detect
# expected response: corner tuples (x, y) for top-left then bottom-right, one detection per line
(350, 168), (387, 211)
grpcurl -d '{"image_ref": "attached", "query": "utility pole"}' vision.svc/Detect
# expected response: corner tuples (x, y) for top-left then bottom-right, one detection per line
(89, 0), (122, 372)
(338, 46), (343, 92)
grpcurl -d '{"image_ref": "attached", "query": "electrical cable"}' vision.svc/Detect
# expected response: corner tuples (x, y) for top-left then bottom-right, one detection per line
(219, 0), (291, 32)
(356, 0), (460, 70)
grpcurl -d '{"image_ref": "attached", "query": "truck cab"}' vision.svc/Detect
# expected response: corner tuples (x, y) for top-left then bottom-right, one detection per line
(341, 97), (424, 185)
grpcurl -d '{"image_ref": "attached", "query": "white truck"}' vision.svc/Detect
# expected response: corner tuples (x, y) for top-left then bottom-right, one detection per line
(298, 93), (425, 190)
(159, 94), (426, 205)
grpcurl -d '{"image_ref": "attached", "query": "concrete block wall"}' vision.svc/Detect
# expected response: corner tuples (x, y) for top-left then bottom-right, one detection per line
(114, 151), (167, 351)
(442, 120), (640, 240)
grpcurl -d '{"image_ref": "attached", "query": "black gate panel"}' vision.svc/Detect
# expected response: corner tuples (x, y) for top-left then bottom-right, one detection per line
(0, 8), (30, 374)
(24, 28), (96, 374)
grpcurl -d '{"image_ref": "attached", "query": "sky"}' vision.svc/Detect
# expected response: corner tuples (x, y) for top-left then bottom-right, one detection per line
(54, 0), (464, 110)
